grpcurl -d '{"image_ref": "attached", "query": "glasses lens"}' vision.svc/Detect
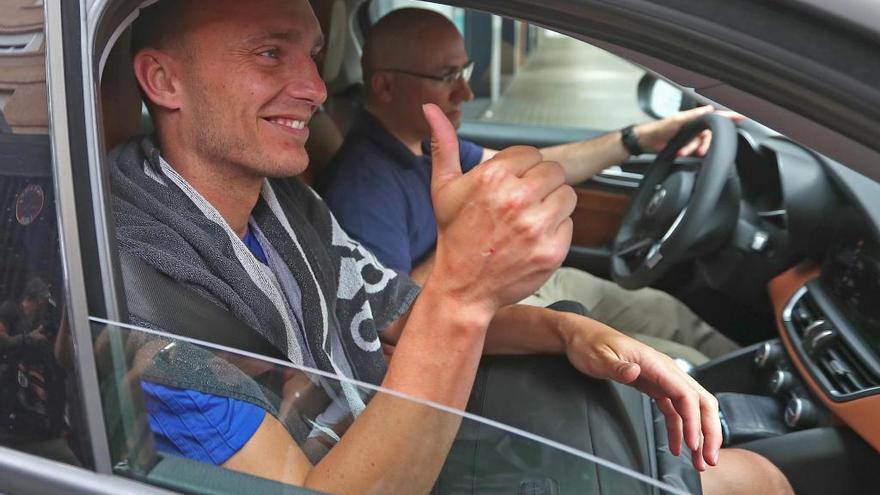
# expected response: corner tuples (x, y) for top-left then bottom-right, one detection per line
(461, 62), (474, 82)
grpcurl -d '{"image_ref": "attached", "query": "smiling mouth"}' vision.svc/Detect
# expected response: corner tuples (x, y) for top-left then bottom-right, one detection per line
(265, 117), (307, 130)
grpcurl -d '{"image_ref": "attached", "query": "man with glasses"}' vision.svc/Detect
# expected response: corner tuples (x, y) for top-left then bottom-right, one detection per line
(319, 8), (740, 365)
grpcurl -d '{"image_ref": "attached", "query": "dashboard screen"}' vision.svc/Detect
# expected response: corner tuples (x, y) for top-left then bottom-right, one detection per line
(821, 209), (880, 354)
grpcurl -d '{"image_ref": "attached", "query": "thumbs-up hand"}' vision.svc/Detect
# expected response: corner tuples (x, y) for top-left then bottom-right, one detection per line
(422, 104), (576, 314)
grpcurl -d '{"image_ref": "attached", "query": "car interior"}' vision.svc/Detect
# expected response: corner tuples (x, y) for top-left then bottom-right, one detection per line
(1, 0), (880, 493)
(93, 1), (880, 493)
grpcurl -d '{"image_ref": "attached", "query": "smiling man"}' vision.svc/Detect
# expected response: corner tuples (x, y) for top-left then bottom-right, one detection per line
(110, 0), (789, 493)
(319, 8), (742, 366)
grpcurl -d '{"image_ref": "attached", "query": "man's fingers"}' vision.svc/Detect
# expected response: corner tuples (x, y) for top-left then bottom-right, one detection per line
(672, 104), (714, 124)
(671, 389), (701, 453)
(423, 103), (462, 189)
(657, 398), (683, 456)
(700, 393), (722, 466)
(692, 437), (708, 471)
(646, 359), (721, 465)
(696, 131), (712, 156)
(676, 130), (711, 157)
(677, 134), (701, 156)
(553, 217), (574, 251)
(531, 182), (577, 229)
(521, 161), (567, 199)
(715, 110), (746, 121)
(484, 145), (544, 178)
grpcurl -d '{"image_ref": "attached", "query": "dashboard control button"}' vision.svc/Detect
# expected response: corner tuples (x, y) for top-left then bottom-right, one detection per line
(751, 230), (770, 252)
(770, 370), (795, 395)
(754, 342), (784, 369)
(784, 397), (817, 429)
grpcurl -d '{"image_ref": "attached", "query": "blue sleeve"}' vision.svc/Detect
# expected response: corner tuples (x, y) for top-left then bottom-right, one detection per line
(141, 381), (265, 465)
(322, 166), (414, 273)
(459, 138), (484, 173)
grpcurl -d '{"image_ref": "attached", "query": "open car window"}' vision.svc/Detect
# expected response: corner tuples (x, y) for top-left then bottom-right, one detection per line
(91, 317), (687, 495)
(368, 0), (652, 133)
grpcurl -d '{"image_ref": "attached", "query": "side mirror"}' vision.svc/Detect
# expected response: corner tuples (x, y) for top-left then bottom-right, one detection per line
(637, 74), (690, 119)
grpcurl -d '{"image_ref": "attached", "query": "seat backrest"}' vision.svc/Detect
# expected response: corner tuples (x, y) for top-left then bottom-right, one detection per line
(300, 0), (353, 186)
(100, 28), (145, 153)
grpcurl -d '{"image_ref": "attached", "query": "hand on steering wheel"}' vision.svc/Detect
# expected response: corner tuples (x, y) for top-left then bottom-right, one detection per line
(612, 114), (739, 289)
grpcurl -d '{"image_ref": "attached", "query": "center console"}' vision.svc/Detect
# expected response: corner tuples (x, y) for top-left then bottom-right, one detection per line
(693, 337), (830, 446)
(692, 257), (880, 495)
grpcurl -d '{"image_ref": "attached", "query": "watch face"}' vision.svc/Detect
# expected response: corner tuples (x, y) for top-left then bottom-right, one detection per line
(15, 184), (45, 226)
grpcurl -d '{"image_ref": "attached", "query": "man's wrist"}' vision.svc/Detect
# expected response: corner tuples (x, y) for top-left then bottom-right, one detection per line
(620, 124), (644, 156)
(417, 282), (497, 331)
(552, 310), (580, 352)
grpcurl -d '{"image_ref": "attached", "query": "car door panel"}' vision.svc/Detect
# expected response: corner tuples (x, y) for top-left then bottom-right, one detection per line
(571, 187), (630, 248)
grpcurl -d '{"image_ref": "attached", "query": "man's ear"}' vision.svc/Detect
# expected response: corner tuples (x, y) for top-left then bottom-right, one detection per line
(132, 49), (184, 111)
(370, 72), (394, 104)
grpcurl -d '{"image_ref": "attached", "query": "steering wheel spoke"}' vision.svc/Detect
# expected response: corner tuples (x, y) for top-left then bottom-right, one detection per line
(616, 234), (655, 258)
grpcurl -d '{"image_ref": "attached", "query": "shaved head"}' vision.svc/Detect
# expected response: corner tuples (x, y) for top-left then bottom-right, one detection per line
(131, 0), (200, 56)
(359, 7), (473, 149)
(362, 8), (461, 95)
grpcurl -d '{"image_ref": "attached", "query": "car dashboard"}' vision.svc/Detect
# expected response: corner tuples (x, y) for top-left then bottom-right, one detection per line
(766, 155), (880, 452)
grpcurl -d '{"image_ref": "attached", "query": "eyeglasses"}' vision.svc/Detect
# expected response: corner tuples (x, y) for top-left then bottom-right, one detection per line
(379, 60), (474, 85)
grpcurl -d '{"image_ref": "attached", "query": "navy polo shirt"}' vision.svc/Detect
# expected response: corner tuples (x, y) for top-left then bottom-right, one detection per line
(319, 109), (483, 273)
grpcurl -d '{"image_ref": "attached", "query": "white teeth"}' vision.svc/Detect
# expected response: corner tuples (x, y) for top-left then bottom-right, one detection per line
(268, 118), (306, 129)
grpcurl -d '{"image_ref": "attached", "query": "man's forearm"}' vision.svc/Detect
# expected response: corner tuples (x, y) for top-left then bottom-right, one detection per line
(306, 283), (494, 494)
(539, 130), (630, 185)
(483, 304), (586, 355)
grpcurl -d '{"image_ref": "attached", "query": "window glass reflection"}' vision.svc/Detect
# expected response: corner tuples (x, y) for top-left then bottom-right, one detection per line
(0, 0), (90, 468)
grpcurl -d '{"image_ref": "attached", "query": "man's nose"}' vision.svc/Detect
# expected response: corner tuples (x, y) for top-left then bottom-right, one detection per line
(451, 77), (474, 101)
(286, 59), (328, 107)
(453, 76), (475, 102)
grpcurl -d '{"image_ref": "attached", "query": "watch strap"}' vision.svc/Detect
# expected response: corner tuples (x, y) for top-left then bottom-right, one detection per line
(620, 124), (644, 156)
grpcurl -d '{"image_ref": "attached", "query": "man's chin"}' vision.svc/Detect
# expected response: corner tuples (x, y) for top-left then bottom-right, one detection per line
(252, 149), (310, 179)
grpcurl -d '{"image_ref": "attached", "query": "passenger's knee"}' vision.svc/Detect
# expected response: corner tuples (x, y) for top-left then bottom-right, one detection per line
(701, 448), (793, 495)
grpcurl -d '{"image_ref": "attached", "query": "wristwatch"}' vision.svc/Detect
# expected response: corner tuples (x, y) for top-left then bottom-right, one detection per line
(620, 124), (644, 156)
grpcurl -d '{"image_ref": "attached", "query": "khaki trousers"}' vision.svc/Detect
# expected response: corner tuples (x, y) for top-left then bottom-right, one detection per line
(520, 267), (739, 365)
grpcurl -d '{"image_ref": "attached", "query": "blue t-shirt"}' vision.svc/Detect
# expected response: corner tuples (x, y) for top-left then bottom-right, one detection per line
(141, 226), (272, 465)
(141, 381), (264, 465)
(319, 109), (484, 273)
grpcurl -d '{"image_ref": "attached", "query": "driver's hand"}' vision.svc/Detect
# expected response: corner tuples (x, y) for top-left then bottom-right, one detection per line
(558, 313), (722, 471)
(636, 105), (745, 157)
(423, 103), (576, 313)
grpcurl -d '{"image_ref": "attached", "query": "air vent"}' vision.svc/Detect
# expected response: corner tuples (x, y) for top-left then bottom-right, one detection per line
(786, 288), (880, 398)
(814, 340), (880, 396)
(789, 292), (822, 337)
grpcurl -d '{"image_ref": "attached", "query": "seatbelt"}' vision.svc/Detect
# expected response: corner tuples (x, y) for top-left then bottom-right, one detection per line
(119, 251), (286, 360)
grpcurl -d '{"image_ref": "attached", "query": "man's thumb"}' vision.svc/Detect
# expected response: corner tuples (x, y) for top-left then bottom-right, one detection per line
(423, 103), (462, 187)
(613, 360), (641, 385)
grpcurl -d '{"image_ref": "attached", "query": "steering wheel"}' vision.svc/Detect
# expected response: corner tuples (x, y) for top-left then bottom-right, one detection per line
(611, 114), (738, 290)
